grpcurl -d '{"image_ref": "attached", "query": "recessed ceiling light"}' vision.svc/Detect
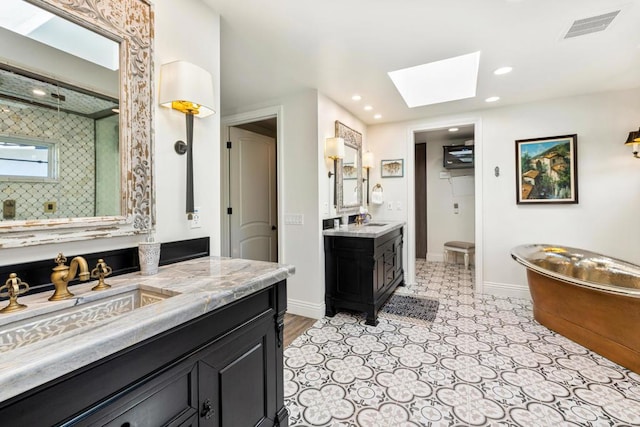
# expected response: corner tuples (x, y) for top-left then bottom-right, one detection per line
(364, 105), (373, 111)
(388, 51), (481, 108)
(352, 95), (362, 101)
(32, 89), (46, 96)
(485, 96), (500, 103)
(493, 66), (513, 75)
(374, 114), (382, 119)
(448, 127), (459, 132)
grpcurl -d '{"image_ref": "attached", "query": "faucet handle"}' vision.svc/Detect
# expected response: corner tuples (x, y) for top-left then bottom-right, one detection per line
(54, 253), (67, 266)
(0, 273), (30, 313)
(91, 259), (112, 291)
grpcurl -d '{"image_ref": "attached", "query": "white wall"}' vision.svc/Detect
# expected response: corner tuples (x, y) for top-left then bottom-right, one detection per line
(223, 89), (323, 318)
(221, 92), (366, 319)
(1, 0), (221, 265)
(366, 123), (410, 223)
(317, 94), (367, 220)
(425, 139), (475, 261)
(154, 0), (221, 252)
(280, 90), (322, 317)
(368, 88), (640, 295)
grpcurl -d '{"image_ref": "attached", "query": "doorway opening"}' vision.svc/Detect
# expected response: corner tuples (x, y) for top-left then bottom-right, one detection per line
(221, 115), (280, 262)
(406, 119), (483, 292)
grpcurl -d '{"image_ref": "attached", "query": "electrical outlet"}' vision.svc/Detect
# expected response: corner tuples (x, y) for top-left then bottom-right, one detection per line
(387, 201), (393, 210)
(190, 206), (201, 228)
(453, 203), (459, 214)
(3, 199), (15, 219)
(322, 202), (329, 214)
(396, 201), (402, 211)
(44, 201), (56, 213)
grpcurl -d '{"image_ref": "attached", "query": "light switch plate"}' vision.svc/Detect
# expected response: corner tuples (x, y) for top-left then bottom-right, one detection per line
(284, 214), (304, 225)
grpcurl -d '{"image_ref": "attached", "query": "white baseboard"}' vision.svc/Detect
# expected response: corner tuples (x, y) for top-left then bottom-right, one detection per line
(287, 298), (325, 319)
(483, 281), (531, 300)
(426, 253), (444, 262)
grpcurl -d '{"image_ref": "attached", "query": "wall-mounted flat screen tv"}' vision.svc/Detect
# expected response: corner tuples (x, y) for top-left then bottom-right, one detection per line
(443, 144), (474, 169)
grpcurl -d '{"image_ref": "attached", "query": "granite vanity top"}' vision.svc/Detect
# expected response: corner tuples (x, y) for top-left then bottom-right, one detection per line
(0, 256), (294, 402)
(322, 220), (404, 238)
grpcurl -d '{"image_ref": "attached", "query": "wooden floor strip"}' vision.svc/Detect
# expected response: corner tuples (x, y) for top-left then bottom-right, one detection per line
(284, 313), (317, 347)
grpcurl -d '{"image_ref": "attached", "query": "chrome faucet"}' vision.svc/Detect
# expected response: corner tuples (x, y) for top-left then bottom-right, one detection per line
(49, 253), (90, 301)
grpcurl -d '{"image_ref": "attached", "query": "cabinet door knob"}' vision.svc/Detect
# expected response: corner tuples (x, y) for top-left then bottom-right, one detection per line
(201, 399), (214, 419)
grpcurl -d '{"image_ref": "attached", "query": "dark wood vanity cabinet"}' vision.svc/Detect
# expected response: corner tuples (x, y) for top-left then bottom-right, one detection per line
(324, 227), (404, 326)
(0, 281), (288, 427)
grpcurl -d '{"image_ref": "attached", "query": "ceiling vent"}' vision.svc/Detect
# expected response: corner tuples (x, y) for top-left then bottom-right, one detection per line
(564, 10), (620, 39)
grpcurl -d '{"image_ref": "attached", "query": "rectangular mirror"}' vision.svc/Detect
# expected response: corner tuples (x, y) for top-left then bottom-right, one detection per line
(0, 0), (152, 247)
(335, 120), (362, 213)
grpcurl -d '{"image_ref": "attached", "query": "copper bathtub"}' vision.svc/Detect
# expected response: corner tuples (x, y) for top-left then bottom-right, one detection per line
(511, 244), (640, 373)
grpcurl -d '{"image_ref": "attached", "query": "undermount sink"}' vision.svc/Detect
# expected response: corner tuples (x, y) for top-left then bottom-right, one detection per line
(0, 285), (177, 353)
(366, 223), (388, 227)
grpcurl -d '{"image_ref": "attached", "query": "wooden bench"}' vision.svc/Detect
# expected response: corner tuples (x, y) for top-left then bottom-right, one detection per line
(444, 241), (475, 270)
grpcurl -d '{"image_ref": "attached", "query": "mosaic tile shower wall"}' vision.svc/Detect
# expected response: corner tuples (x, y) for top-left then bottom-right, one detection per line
(0, 104), (95, 220)
(95, 115), (120, 216)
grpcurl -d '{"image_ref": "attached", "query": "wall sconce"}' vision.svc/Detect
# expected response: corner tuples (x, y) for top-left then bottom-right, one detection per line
(624, 128), (640, 158)
(325, 137), (344, 206)
(362, 151), (374, 205)
(159, 60), (215, 217)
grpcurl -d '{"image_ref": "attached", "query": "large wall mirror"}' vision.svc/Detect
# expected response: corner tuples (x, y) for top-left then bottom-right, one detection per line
(0, 0), (153, 248)
(335, 121), (362, 213)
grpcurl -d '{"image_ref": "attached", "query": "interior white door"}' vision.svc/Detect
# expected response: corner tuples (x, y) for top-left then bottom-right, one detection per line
(229, 127), (278, 262)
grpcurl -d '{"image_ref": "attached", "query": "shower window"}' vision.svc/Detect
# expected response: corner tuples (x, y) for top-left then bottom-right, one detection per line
(0, 136), (58, 181)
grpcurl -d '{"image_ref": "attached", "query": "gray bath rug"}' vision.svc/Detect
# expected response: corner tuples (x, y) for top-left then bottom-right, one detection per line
(378, 294), (439, 325)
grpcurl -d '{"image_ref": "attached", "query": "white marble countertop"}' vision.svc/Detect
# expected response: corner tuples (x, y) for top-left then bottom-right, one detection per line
(322, 221), (404, 238)
(0, 256), (294, 402)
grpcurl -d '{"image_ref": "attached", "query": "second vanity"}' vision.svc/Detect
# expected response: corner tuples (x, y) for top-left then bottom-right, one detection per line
(323, 221), (405, 325)
(0, 257), (293, 427)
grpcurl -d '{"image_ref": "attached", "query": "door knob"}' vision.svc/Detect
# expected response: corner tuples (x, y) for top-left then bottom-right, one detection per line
(271, 225), (277, 230)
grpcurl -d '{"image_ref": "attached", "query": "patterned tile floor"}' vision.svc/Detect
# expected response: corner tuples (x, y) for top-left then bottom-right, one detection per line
(284, 260), (640, 426)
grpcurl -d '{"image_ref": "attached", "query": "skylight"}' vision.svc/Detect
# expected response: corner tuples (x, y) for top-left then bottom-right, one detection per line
(388, 51), (481, 108)
(0, 0), (119, 71)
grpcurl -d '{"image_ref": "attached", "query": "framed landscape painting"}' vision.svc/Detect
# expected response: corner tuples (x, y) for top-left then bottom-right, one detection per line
(515, 134), (578, 204)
